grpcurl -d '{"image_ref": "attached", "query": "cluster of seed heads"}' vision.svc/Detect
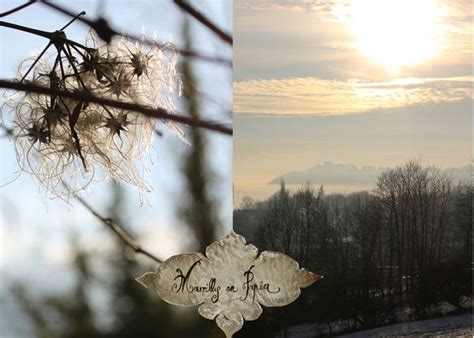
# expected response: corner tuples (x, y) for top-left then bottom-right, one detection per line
(3, 30), (185, 200)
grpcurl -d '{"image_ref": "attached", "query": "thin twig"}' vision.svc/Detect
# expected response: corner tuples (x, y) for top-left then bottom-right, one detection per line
(0, 80), (233, 135)
(73, 193), (163, 264)
(60, 10), (86, 31)
(0, 1), (36, 18)
(173, 0), (232, 45)
(0, 20), (51, 39)
(20, 42), (52, 83)
(0, 123), (162, 264)
(38, 0), (232, 66)
(0, 21), (95, 52)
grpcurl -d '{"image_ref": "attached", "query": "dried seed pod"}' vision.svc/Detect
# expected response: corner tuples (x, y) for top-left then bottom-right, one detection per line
(2, 31), (185, 200)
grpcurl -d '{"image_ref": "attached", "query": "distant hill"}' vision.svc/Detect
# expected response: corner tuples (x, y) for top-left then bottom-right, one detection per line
(269, 162), (471, 186)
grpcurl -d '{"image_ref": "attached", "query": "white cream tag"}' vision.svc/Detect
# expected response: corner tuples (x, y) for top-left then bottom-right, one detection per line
(136, 231), (322, 337)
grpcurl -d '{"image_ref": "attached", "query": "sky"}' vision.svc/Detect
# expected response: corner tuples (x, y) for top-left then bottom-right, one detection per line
(0, 1), (232, 335)
(233, 0), (472, 205)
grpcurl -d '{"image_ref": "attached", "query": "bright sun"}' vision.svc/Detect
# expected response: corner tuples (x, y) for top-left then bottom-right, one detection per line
(351, 0), (440, 71)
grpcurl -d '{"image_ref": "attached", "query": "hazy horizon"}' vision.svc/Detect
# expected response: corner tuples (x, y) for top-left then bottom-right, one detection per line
(234, 159), (471, 206)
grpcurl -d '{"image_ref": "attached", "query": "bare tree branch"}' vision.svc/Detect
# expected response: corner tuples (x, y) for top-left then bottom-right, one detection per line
(0, 1), (36, 18)
(73, 192), (163, 264)
(0, 123), (163, 264)
(0, 20), (99, 52)
(0, 80), (233, 135)
(173, 0), (232, 45)
(37, 0), (232, 66)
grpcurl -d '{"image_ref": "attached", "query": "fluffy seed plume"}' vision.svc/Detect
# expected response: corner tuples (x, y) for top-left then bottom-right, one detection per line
(2, 31), (186, 200)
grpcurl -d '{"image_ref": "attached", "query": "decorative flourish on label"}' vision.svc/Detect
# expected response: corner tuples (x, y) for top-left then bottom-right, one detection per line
(136, 231), (322, 337)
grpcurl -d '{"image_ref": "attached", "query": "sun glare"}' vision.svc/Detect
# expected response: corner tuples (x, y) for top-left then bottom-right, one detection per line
(351, 0), (440, 71)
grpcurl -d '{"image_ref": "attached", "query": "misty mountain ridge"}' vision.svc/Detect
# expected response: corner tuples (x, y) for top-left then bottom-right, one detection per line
(269, 161), (471, 186)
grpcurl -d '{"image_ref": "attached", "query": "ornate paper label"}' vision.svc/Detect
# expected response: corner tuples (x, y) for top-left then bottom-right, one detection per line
(136, 231), (322, 337)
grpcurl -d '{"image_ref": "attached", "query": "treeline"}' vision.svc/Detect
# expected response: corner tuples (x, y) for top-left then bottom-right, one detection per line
(234, 161), (472, 336)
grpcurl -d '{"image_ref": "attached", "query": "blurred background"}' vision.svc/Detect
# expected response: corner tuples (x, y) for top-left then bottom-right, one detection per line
(0, 1), (232, 337)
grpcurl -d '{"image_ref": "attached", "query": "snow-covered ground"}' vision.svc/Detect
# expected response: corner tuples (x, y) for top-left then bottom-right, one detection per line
(275, 314), (472, 337)
(340, 314), (472, 337)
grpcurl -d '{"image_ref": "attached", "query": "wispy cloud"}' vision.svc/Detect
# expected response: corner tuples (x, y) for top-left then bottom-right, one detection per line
(235, 0), (349, 12)
(234, 76), (473, 115)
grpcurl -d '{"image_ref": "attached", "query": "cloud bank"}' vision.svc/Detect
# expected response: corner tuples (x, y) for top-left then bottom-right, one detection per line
(269, 162), (471, 186)
(234, 76), (473, 115)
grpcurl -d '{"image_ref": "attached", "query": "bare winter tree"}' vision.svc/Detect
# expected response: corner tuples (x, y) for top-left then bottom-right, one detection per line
(374, 160), (453, 298)
(235, 160), (472, 336)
